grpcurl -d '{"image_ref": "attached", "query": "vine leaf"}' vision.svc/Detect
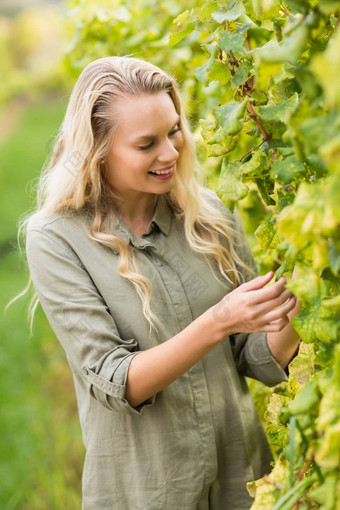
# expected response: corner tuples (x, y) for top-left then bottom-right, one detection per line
(255, 219), (282, 251)
(216, 160), (248, 207)
(219, 30), (246, 55)
(212, 0), (245, 23)
(270, 156), (305, 184)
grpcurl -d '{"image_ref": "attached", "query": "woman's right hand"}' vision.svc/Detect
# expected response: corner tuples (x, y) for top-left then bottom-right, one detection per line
(210, 271), (296, 336)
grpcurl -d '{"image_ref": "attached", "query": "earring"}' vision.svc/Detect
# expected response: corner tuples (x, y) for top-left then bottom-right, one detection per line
(101, 159), (104, 164)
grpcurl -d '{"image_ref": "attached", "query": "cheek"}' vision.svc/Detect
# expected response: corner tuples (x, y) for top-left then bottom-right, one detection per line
(175, 132), (184, 152)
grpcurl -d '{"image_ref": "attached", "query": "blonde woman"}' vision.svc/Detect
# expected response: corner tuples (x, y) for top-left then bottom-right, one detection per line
(20, 56), (300, 509)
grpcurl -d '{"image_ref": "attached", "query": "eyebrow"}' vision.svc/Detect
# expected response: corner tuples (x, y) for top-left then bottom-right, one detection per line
(134, 115), (181, 141)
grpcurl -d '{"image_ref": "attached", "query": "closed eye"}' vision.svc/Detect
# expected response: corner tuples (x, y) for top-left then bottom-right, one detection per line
(138, 141), (154, 151)
(169, 127), (182, 137)
(137, 124), (182, 151)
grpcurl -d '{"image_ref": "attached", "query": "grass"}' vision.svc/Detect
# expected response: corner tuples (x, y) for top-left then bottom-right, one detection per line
(0, 97), (84, 509)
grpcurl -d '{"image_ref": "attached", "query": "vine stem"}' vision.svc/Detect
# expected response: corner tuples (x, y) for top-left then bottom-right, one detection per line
(280, 7), (291, 16)
(298, 456), (314, 482)
(247, 102), (270, 141)
(239, 139), (266, 162)
(229, 49), (239, 66)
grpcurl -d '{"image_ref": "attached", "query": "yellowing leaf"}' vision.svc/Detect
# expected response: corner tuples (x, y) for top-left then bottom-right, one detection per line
(315, 421), (340, 468)
(252, 0), (282, 18)
(216, 160), (249, 204)
(311, 26), (340, 109)
(288, 343), (315, 384)
(255, 219), (282, 251)
(247, 459), (290, 509)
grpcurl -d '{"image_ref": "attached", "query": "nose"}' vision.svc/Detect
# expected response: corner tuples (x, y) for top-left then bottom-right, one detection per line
(157, 138), (179, 163)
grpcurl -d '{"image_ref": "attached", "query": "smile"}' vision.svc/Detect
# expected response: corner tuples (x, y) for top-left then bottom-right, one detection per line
(151, 169), (173, 175)
(148, 166), (175, 179)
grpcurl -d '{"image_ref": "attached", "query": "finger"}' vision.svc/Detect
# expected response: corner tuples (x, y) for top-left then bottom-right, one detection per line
(262, 296), (296, 323)
(262, 316), (290, 332)
(241, 271), (274, 292)
(247, 276), (288, 305)
(255, 288), (294, 316)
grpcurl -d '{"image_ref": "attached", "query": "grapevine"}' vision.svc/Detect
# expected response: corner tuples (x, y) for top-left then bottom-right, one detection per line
(170, 1), (340, 507)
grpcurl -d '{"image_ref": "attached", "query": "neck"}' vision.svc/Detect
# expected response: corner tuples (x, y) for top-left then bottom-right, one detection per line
(116, 192), (158, 225)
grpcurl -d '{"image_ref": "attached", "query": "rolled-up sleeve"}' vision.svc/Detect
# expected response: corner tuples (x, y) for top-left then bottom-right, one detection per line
(229, 331), (288, 386)
(26, 228), (155, 415)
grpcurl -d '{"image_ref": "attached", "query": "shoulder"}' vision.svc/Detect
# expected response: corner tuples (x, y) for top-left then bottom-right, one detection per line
(26, 209), (94, 265)
(27, 209), (93, 236)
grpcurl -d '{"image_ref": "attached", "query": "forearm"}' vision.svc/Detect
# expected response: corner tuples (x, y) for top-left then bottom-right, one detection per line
(125, 309), (222, 408)
(125, 273), (298, 407)
(266, 299), (301, 369)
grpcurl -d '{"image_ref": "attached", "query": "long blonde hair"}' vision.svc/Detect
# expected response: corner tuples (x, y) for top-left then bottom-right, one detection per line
(8, 56), (252, 336)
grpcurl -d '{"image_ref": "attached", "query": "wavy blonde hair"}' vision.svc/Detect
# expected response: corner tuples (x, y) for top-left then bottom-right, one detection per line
(8, 56), (252, 336)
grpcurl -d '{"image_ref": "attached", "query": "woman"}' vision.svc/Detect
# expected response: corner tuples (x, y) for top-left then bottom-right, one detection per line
(22, 56), (300, 509)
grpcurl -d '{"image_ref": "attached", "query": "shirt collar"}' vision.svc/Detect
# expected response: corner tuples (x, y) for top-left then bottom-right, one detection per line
(151, 193), (172, 237)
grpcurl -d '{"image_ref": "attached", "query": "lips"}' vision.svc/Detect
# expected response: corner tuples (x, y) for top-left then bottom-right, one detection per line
(148, 164), (174, 175)
(148, 166), (175, 179)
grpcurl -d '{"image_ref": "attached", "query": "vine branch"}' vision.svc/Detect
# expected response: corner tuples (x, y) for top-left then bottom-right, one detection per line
(247, 102), (271, 141)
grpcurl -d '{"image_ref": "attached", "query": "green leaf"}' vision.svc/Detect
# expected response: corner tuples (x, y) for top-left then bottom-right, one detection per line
(328, 240), (340, 275)
(257, 93), (299, 122)
(299, 112), (340, 157)
(169, 22), (196, 47)
(199, 119), (229, 157)
(255, 177), (276, 205)
(198, 0), (218, 21)
(208, 60), (231, 84)
(241, 150), (267, 177)
(287, 379), (320, 415)
(254, 25), (309, 65)
(275, 260), (287, 281)
(169, 10), (196, 47)
(270, 156), (305, 184)
(213, 98), (248, 136)
(285, 0), (311, 14)
(211, 0), (245, 23)
(287, 266), (320, 302)
(219, 30), (245, 55)
(173, 9), (192, 24)
(308, 475), (337, 508)
(231, 60), (253, 89)
(320, 133), (340, 174)
(195, 43), (218, 85)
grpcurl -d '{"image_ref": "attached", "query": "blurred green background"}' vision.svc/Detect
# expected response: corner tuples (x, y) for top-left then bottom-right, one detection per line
(0, 1), (86, 508)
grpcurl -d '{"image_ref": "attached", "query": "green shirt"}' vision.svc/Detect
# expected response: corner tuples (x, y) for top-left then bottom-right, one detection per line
(26, 186), (288, 510)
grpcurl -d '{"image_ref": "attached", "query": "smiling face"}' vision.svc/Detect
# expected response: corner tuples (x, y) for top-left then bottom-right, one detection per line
(104, 91), (184, 204)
